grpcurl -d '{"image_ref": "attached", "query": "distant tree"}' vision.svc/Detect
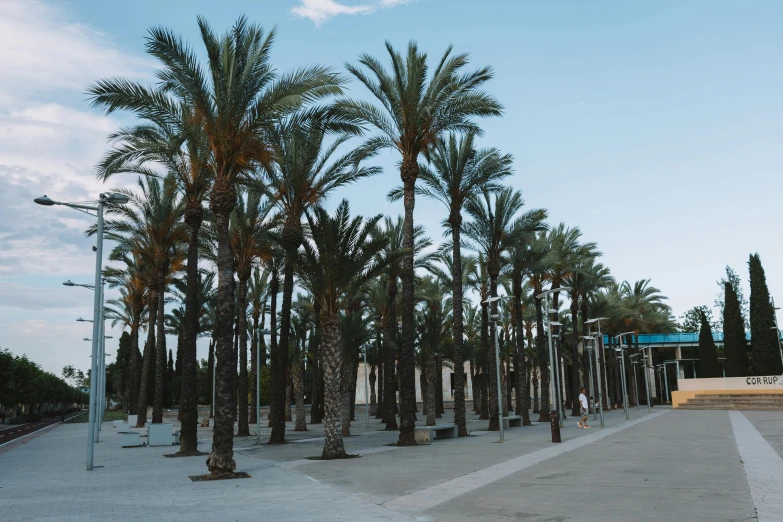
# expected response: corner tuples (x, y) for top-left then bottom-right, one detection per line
(715, 266), (749, 330)
(723, 281), (750, 377)
(748, 254), (782, 375)
(679, 306), (715, 333)
(698, 311), (720, 378)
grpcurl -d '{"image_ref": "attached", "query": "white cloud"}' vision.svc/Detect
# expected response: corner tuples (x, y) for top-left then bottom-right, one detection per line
(292, 0), (413, 26)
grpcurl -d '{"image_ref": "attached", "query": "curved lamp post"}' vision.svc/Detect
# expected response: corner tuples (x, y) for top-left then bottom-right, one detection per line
(35, 192), (127, 471)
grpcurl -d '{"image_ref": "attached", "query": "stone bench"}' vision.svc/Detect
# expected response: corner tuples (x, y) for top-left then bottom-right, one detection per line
(148, 423), (175, 446)
(503, 415), (522, 428)
(121, 432), (141, 448)
(414, 424), (457, 443)
(116, 422), (133, 433)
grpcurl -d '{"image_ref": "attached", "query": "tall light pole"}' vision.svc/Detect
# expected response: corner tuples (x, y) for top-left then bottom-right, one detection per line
(640, 350), (651, 413)
(483, 296), (505, 443)
(629, 354), (640, 410)
(615, 331), (635, 420)
(37, 192), (127, 470)
(536, 287), (570, 440)
(585, 317), (607, 427)
(582, 336), (596, 421)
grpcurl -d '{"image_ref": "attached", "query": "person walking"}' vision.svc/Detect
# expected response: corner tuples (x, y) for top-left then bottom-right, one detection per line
(577, 387), (590, 429)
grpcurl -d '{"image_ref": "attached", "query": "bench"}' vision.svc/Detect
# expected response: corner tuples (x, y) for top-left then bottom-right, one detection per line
(414, 424), (457, 443)
(121, 432), (141, 447)
(127, 414), (138, 426)
(503, 415), (522, 429)
(116, 422), (132, 433)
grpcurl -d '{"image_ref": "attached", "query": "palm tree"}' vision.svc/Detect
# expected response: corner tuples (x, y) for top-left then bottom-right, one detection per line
(229, 190), (274, 436)
(263, 118), (378, 444)
(247, 267), (269, 425)
(546, 224), (597, 416)
(89, 16), (347, 476)
(101, 175), (186, 427)
(468, 255), (491, 419)
(103, 253), (148, 415)
(376, 216), (434, 430)
(297, 200), (389, 459)
(92, 91), (213, 455)
(398, 132), (511, 436)
(415, 277), (447, 426)
(523, 232), (553, 421)
(464, 188), (547, 430)
(341, 41), (502, 445)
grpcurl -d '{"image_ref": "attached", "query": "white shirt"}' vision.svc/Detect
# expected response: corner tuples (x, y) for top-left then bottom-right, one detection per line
(579, 393), (588, 410)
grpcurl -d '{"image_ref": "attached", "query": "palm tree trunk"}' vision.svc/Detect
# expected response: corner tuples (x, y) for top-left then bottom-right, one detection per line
(479, 303), (489, 420)
(570, 301), (581, 417)
(469, 360), (477, 414)
(321, 313), (346, 459)
(128, 316), (141, 415)
(285, 371), (292, 422)
(179, 208), (202, 454)
(449, 221), (468, 435)
(369, 365), (377, 416)
(236, 274), (250, 437)
(535, 289), (550, 422)
(341, 349), (352, 437)
(513, 296), (530, 425)
(206, 188), (237, 477)
(436, 357), (444, 418)
(384, 284), (398, 430)
(310, 304), (322, 424)
(397, 161), (418, 446)
(249, 313), (258, 425)
(532, 364), (539, 414)
(270, 259), (294, 444)
(421, 372), (428, 417)
(293, 360), (307, 431)
(208, 340), (214, 419)
(425, 354), (436, 426)
(232, 313), (239, 425)
(487, 274), (500, 432)
(376, 333), (384, 420)
(137, 289), (157, 428)
(268, 274), (278, 426)
(153, 284), (166, 424)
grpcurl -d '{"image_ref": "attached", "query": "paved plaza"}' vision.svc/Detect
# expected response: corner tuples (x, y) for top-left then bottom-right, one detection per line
(1, 406), (781, 521)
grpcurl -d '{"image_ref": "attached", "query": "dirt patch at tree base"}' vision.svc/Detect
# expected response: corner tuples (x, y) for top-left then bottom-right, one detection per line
(188, 471), (251, 482)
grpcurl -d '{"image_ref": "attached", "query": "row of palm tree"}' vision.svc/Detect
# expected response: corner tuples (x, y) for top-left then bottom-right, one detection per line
(84, 16), (674, 477)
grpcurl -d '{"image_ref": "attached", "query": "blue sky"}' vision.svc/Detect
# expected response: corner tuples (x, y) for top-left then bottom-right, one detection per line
(1, 0), (782, 375)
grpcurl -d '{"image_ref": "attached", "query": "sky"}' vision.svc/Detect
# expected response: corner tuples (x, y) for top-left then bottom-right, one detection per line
(1, 0), (782, 377)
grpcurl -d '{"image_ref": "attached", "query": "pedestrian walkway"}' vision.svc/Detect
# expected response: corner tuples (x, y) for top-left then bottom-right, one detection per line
(0, 407), (776, 521)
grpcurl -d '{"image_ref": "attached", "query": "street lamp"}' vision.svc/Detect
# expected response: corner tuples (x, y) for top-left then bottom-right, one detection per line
(582, 336), (597, 422)
(37, 192), (127, 470)
(615, 331), (635, 421)
(536, 286), (570, 441)
(585, 317), (607, 427)
(483, 295), (506, 443)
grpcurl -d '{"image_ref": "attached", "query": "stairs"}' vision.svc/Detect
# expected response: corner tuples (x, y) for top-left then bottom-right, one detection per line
(679, 393), (783, 411)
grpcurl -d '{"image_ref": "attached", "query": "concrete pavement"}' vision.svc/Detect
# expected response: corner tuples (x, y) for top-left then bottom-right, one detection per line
(0, 406), (778, 521)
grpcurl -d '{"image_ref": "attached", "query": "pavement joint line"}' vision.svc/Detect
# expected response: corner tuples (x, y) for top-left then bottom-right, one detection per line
(382, 410), (668, 514)
(730, 411), (783, 521)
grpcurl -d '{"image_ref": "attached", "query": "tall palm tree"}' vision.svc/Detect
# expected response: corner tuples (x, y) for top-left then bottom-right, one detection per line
(467, 255), (491, 419)
(415, 277), (447, 427)
(464, 188), (547, 430)
(229, 190), (274, 436)
(297, 200), (389, 459)
(101, 175), (186, 427)
(341, 41), (502, 445)
(247, 267), (269, 425)
(89, 16), (348, 476)
(396, 132), (511, 436)
(92, 93), (213, 454)
(523, 232), (553, 421)
(263, 119), (378, 444)
(103, 253), (148, 415)
(376, 216), (434, 430)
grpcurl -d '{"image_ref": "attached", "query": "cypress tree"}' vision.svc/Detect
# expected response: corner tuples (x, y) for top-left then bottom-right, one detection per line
(748, 254), (782, 375)
(698, 311), (720, 378)
(723, 281), (749, 377)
